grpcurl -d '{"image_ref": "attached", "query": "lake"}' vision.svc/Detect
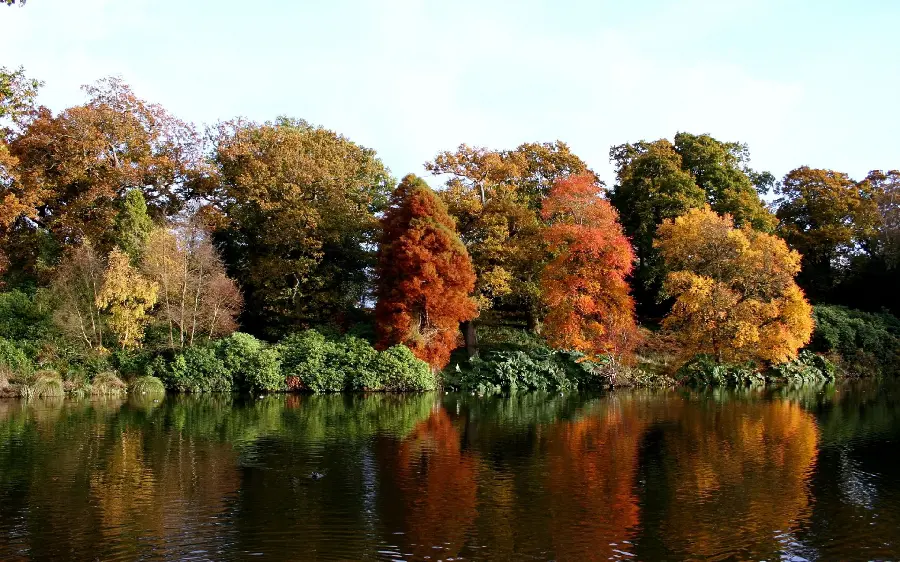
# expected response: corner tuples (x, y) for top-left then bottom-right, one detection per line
(0, 383), (897, 560)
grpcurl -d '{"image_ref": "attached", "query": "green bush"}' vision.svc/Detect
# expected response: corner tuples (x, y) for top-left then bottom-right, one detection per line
(811, 305), (900, 377)
(159, 345), (233, 393)
(0, 290), (54, 347)
(0, 337), (33, 378)
(216, 332), (283, 393)
(277, 330), (434, 392)
(675, 355), (764, 386)
(768, 350), (836, 384)
(444, 347), (611, 394)
(130, 375), (166, 397)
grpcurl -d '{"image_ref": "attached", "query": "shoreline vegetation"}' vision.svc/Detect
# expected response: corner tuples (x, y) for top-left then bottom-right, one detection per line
(1, 67), (899, 397)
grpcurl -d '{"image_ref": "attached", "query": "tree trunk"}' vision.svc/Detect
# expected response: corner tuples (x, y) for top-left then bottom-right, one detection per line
(461, 321), (478, 358)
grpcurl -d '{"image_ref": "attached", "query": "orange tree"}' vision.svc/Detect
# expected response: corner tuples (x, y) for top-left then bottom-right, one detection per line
(375, 174), (477, 370)
(539, 173), (638, 358)
(656, 207), (814, 364)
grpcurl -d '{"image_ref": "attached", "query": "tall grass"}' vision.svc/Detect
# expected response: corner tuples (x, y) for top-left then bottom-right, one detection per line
(130, 375), (165, 397)
(91, 372), (127, 397)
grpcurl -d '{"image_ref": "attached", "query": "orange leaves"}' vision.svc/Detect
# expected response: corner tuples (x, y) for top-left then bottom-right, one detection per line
(375, 175), (478, 370)
(540, 174), (638, 358)
(656, 207), (814, 364)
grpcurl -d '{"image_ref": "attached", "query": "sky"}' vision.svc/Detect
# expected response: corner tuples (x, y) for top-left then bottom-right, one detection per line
(2, 0), (898, 185)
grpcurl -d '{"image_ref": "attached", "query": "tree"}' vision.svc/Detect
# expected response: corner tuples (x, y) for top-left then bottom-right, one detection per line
(775, 167), (880, 301)
(141, 222), (242, 348)
(539, 174), (637, 358)
(609, 134), (775, 319)
(96, 247), (158, 349)
(656, 207), (814, 364)
(425, 141), (592, 327)
(375, 175), (477, 370)
(3, 77), (205, 282)
(51, 243), (107, 350)
(673, 132), (776, 231)
(608, 140), (705, 318)
(0, 66), (41, 129)
(114, 189), (154, 264)
(207, 117), (393, 335)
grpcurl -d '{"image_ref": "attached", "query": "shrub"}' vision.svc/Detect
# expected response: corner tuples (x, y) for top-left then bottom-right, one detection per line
(445, 346), (613, 394)
(91, 372), (127, 396)
(130, 375), (166, 397)
(31, 371), (64, 398)
(216, 332), (283, 393)
(159, 345), (232, 393)
(371, 345), (436, 391)
(768, 350), (836, 384)
(0, 337), (33, 378)
(675, 355), (764, 387)
(810, 305), (900, 377)
(277, 330), (434, 392)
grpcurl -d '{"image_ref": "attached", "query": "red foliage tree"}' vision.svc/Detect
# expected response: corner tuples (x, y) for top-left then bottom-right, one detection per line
(540, 173), (638, 357)
(375, 174), (478, 370)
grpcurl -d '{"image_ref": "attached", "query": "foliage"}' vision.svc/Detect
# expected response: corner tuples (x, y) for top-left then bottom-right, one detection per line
(0, 65), (41, 128)
(130, 375), (165, 397)
(767, 350), (836, 384)
(375, 175), (477, 369)
(475, 325), (547, 350)
(0, 336), (32, 376)
(157, 345), (232, 393)
(141, 223), (242, 348)
(445, 346), (613, 394)
(540, 173), (638, 357)
(810, 305), (900, 377)
(426, 141), (592, 321)
(215, 332), (282, 393)
(775, 167), (880, 300)
(3, 77), (206, 282)
(29, 373), (64, 398)
(207, 117), (393, 335)
(0, 289), (54, 348)
(90, 371), (127, 397)
(675, 355), (764, 386)
(95, 247), (158, 349)
(51, 243), (107, 350)
(609, 134), (774, 317)
(278, 330), (435, 392)
(656, 207), (814, 365)
(113, 190), (154, 264)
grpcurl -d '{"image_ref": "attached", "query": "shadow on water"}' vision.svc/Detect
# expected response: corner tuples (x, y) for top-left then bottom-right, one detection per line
(0, 382), (897, 560)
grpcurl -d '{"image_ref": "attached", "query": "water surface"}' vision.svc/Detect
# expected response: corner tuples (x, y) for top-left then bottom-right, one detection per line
(0, 383), (898, 560)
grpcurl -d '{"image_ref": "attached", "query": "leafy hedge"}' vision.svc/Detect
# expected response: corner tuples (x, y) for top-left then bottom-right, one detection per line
(278, 330), (435, 392)
(810, 305), (900, 377)
(675, 351), (835, 386)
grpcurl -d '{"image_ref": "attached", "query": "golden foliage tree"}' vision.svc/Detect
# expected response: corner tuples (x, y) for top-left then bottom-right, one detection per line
(141, 223), (242, 348)
(96, 247), (158, 349)
(539, 173), (638, 357)
(656, 207), (814, 364)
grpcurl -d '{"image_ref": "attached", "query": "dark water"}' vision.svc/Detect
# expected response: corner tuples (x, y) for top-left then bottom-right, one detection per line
(0, 383), (898, 561)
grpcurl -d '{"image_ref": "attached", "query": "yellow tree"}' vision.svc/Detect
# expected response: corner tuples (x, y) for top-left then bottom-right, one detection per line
(656, 207), (813, 364)
(96, 248), (158, 349)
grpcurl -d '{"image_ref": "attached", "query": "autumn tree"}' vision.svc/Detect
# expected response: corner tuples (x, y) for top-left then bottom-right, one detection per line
(426, 141), (592, 331)
(207, 117), (393, 335)
(141, 221), (242, 348)
(52, 243), (107, 350)
(775, 167), (880, 301)
(3, 77), (205, 283)
(375, 174), (477, 370)
(96, 247), (158, 349)
(539, 174), (637, 357)
(656, 207), (814, 365)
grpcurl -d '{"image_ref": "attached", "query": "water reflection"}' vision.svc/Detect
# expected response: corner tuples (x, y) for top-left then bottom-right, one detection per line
(0, 383), (897, 560)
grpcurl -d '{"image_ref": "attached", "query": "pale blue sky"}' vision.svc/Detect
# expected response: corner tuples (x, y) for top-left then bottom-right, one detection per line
(2, 0), (898, 184)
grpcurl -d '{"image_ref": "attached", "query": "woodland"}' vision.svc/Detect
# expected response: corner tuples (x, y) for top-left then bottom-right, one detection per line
(1, 65), (898, 396)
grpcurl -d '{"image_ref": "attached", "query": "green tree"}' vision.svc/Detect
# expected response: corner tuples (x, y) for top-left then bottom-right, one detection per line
(608, 139), (705, 318)
(114, 189), (154, 263)
(207, 117), (393, 336)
